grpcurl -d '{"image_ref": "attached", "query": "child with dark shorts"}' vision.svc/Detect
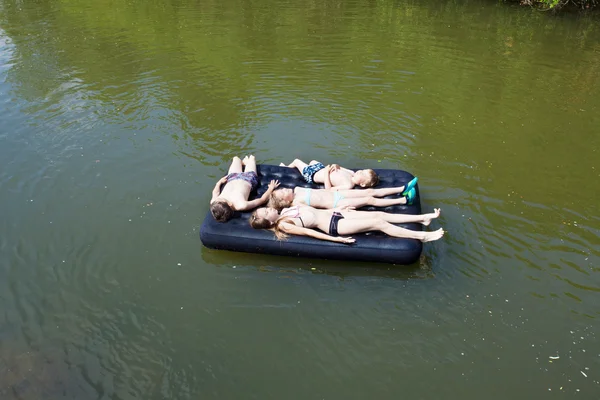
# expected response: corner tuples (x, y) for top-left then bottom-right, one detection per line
(210, 155), (279, 222)
(281, 159), (379, 190)
(250, 205), (445, 243)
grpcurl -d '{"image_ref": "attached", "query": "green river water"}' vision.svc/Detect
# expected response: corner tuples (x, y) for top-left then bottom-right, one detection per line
(0, 0), (599, 398)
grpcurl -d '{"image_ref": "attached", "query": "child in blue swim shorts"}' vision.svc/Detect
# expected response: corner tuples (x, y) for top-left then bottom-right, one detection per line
(280, 159), (380, 190)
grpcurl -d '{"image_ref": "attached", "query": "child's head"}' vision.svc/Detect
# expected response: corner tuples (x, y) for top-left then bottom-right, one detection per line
(268, 188), (294, 210)
(210, 200), (234, 222)
(250, 207), (280, 229)
(250, 207), (289, 240)
(352, 169), (379, 188)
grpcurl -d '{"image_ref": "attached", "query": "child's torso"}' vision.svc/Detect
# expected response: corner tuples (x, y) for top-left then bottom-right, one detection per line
(219, 180), (251, 207)
(293, 188), (333, 208)
(281, 206), (331, 232)
(313, 169), (353, 187)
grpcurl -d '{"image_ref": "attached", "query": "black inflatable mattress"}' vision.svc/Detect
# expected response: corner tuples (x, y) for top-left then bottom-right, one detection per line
(200, 164), (423, 265)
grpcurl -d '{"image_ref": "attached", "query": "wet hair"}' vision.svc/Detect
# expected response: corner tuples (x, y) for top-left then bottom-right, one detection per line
(267, 190), (293, 210)
(210, 200), (234, 222)
(250, 209), (291, 240)
(361, 169), (379, 187)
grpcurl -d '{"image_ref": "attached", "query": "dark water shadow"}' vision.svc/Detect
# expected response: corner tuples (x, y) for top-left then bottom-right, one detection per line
(201, 247), (435, 280)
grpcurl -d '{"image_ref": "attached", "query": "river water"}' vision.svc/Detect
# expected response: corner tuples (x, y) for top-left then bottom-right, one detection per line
(0, 0), (599, 398)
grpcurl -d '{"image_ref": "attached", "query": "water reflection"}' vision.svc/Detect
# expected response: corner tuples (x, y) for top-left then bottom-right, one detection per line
(1, 0), (600, 398)
(202, 248), (436, 279)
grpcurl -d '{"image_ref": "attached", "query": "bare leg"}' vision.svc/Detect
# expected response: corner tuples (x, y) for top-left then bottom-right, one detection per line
(243, 155), (257, 173)
(337, 218), (444, 242)
(342, 208), (441, 226)
(368, 197), (407, 207)
(367, 186), (408, 198)
(338, 196), (406, 209)
(280, 158), (308, 174)
(228, 156), (243, 174)
(334, 186), (408, 199)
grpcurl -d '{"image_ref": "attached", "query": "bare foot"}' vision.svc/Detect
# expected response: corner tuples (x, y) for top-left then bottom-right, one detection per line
(421, 228), (444, 242)
(279, 163), (286, 167)
(422, 208), (441, 226)
(242, 156), (249, 165)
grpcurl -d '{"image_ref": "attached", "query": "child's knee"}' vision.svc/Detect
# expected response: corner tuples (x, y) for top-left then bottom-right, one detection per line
(375, 219), (387, 229)
(309, 160), (319, 165)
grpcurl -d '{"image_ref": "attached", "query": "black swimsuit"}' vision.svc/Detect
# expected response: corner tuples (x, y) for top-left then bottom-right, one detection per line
(328, 212), (344, 236)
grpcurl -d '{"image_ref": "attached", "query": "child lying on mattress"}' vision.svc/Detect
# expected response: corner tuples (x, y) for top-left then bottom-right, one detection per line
(250, 205), (444, 243)
(267, 177), (418, 211)
(280, 159), (379, 190)
(210, 155), (279, 222)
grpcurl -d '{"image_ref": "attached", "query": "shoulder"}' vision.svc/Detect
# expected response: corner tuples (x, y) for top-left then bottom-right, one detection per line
(279, 219), (298, 232)
(231, 200), (247, 210)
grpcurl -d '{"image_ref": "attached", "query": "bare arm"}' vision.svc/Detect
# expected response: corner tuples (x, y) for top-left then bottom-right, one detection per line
(280, 222), (355, 244)
(326, 164), (353, 191)
(241, 194), (271, 211)
(237, 180), (280, 211)
(210, 176), (228, 202)
(324, 165), (333, 190)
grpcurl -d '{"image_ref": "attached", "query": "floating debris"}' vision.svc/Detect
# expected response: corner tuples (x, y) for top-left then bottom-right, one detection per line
(549, 356), (560, 360)
(581, 371), (587, 378)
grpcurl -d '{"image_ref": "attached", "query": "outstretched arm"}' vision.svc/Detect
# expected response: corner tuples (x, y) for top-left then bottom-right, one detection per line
(211, 176), (228, 202)
(280, 222), (355, 244)
(238, 180), (280, 211)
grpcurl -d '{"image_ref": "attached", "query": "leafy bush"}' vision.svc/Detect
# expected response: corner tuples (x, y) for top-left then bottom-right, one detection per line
(519, 0), (597, 10)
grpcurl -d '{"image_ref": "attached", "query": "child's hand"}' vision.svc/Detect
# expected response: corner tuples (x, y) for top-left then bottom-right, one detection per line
(267, 180), (280, 191)
(330, 164), (341, 172)
(337, 236), (355, 244)
(219, 176), (228, 184)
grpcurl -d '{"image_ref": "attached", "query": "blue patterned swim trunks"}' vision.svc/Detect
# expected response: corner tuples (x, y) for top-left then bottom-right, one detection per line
(301, 163), (325, 183)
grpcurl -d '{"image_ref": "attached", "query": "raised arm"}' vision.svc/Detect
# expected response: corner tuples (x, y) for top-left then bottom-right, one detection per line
(238, 180), (280, 211)
(280, 222), (355, 244)
(324, 165), (333, 190)
(211, 176), (228, 202)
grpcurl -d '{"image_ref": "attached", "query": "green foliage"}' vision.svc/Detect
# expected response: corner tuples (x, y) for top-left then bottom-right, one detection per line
(522, 0), (597, 10)
(541, 0), (561, 8)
